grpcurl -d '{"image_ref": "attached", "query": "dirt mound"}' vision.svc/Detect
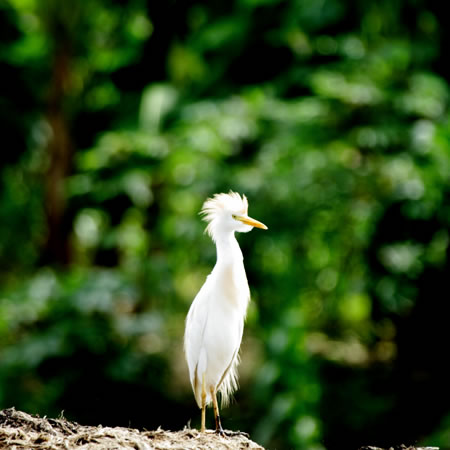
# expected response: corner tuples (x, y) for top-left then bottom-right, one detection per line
(0, 407), (264, 449)
(0, 408), (440, 450)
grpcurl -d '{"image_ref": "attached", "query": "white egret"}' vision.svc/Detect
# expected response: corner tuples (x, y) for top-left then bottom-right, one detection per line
(184, 191), (267, 435)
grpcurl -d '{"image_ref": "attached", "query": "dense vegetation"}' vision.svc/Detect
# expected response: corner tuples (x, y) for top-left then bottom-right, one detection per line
(1, 1), (449, 448)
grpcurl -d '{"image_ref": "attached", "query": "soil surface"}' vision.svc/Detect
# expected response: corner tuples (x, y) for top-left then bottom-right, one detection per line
(0, 407), (263, 449)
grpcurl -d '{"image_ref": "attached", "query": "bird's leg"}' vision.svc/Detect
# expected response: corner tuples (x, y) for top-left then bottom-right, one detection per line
(201, 374), (206, 432)
(210, 387), (250, 438)
(210, 387), (225, 436)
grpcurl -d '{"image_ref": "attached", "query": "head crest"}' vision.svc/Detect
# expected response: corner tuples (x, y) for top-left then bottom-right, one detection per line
(200, 191), (248, 240)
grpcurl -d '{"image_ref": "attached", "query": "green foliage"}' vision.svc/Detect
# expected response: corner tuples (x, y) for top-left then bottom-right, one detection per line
(1, 0), (450, 448)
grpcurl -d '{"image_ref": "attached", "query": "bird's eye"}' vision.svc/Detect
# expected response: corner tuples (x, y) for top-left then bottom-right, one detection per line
(232, 214), (237, 220)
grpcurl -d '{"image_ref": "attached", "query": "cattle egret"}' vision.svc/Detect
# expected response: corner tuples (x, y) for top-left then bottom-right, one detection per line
(184, 191), (267, 435)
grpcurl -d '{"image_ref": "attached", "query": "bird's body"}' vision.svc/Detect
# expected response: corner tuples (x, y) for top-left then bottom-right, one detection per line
(184, 192), (267, 434)
(185, 233), (248, 408)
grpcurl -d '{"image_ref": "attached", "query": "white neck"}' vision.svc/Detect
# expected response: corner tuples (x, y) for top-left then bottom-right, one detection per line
(214, 232), (243, 266)
(211, 231), (250, 312)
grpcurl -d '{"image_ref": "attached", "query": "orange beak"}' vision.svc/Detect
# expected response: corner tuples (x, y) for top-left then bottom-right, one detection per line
(234, 215), (268, 230)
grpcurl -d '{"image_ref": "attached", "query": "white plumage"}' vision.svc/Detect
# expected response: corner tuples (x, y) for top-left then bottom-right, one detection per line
(184, 191), (267, 434)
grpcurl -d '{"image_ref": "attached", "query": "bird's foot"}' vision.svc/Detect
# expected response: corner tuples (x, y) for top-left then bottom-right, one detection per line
(228, 430), (250, 438)
(215, 427), (226, 437)
(215, 428), (249, 438)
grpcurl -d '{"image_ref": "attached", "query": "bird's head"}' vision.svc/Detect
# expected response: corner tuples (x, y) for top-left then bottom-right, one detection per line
(201, 191), (267, 241)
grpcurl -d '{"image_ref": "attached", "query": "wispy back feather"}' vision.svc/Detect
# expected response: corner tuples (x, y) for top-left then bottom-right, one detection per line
(217, 352), (240, 407)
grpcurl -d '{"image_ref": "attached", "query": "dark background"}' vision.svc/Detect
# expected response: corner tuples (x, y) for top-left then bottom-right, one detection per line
(1, 0), (450, 448)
